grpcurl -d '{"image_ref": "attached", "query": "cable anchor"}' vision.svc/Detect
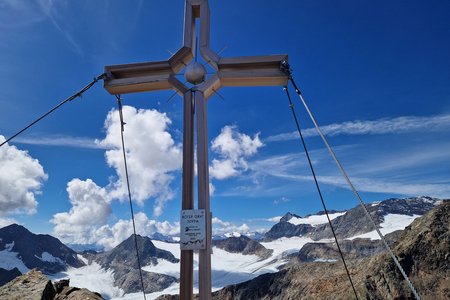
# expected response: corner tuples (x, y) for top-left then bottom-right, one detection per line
(280, 60), (293, 78)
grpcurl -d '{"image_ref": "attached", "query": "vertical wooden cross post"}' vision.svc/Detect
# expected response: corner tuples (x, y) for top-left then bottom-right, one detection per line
(103, 1), (288, 299)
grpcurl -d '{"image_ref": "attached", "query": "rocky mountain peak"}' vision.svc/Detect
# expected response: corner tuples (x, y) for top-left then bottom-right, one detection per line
(95, 234), (178, 270)
(92, 234), (179, 294)
(373, 196), (441, 216)
(0, 224), (84, 275)
(0, 224), (32, 238)
(280, 212), (301, 223)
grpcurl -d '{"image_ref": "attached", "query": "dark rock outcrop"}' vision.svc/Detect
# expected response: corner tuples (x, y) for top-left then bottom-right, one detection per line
(365, 200), (450, 300)
(0, 224), (84, 274)
(213, 236), (272, 259)
(115, 268), (177, 294)
(279, 212), (301, 223)
(264, 222), (313, 241)
(263, 212), (315, 241)
(0, 267), (21, 286)
(296, 230), (402, 262)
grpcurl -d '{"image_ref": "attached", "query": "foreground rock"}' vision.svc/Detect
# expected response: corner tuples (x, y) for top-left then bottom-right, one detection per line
(366, 199), (450, 299)
(0, 269), (103, 300)
(0, 269), (56, 300)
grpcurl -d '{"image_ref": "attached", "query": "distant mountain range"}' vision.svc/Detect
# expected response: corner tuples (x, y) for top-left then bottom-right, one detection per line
(264, 196), (441, 241)
(207, 199), (449, 300)
(0, 196), (446, 299)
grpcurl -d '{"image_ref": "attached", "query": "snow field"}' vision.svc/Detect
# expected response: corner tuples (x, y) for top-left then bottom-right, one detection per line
(51, 262), (124, 299)
(0, 248), (29, 274)
(287, 212), (346, 226)
(348, 214), (421, 240)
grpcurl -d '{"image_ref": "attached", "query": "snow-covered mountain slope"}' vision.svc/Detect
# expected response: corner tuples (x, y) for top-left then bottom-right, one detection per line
(348, 213), (421, 240)
(57, 234), (333, 299)
(50, 258), (124, 299)
(0, 224), (84, 277)
(80, 234), (178, 295)
(311, 196), (442, 240)
(287, 212), (346, 226)
(130, 236), (333, 299)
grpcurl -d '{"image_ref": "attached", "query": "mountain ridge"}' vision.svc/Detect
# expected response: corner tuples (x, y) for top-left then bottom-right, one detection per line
(0, 223), (84, 276)
(263, 196), (442, 241)
(92, 234), (179, 294)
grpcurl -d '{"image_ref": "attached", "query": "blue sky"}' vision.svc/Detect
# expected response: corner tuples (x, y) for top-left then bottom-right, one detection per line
(0, 0), (449, 248)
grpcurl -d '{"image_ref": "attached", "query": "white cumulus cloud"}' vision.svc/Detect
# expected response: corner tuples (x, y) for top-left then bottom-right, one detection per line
(91, 213), (179, 250)
(51, 178), (111, 244)
(51, 106), (183, 245)
(97, 106), (182, 217)
(212, 217), (250, 236)
(0, 217), (17, 228)
(209, 126), (263, 180)
(0, 135), (47, 217)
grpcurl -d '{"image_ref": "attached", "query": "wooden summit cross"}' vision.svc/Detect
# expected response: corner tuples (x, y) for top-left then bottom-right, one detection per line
(103, 1), (288, 299)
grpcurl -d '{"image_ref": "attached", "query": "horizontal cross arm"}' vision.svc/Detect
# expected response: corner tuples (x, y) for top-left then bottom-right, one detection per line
(103, 48), (194, 95)
(104, 73), (188, 95)
(218, 54), (289, 87)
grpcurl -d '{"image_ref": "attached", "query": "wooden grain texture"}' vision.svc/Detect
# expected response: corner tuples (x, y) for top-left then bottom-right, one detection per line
(198, 74), (221, 99)
(199, 1), (211, 49)
(200, 47), (220, 71)
(103, 74), (173, 95)
(180, 91), (195, 300)
(169, 46), (194, 74)
(183, 2), (195, 49)
(196, 91), (212, 300)
(219, 70), (288, 87)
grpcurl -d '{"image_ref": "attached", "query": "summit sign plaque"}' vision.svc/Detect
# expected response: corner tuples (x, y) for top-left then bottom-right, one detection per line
(180, 209), (206, 250)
